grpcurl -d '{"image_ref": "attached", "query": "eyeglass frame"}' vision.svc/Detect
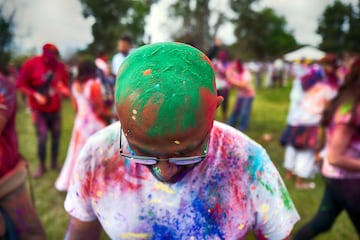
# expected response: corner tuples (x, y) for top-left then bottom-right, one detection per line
(119, 127), (209, 166)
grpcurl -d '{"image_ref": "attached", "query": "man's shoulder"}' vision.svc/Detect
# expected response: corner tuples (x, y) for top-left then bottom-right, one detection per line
(86, 122), (120, 149)
(23, 56), (42, 67)
(112, 52), (125, 60)
(211, 121), (264, 150)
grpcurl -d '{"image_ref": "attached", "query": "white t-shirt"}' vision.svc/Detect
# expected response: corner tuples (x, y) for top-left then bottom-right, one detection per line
(296, 82), (337, 125)
(111, 49), (135, 76)
(65, 121), (299, 239)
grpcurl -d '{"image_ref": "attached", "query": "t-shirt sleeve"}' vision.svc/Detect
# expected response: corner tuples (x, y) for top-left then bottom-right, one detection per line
(64, 139), (97, 221)
(333, 102), (360, 128)
(250, 149), (300, 239)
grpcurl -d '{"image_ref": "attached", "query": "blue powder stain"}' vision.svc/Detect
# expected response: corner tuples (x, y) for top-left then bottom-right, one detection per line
(151, 224), (177, 240)
(190, 196), (225, 239)
(246, 147), (265, 181)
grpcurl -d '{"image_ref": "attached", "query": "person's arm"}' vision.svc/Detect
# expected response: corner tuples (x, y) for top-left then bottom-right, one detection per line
(88, 80), (116, 122)
(56, 62), (70, 97)
(327, 124), (360, 171)
(17, 59), (47, 104)
(0, 114), (7, 135)
(65, 217), (101, 240)
(226, 68), (249, 89)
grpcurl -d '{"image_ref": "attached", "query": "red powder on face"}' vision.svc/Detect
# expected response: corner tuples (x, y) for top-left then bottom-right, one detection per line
(143, 69), (152, 75)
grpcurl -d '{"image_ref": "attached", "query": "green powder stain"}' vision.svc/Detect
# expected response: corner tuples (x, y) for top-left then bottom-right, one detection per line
(115, 42), (216, 136)
(279, 184), (294, 210)
(339, 102), (352, 114)
(259, 179), (274, 195)
(152, 166), (161, 179)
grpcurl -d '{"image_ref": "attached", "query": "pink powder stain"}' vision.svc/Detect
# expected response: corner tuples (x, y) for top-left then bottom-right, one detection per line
(80, 155), (146, 200)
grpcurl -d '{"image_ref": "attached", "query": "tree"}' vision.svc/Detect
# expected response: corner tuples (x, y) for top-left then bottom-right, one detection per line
(169, 0), (227, 51)
(317, 0), (352, 54)
(345, 0), (360, 53)
(79, 0), (154, 55)
(0, 2), (15, 72)
(229, 0), (297, 60)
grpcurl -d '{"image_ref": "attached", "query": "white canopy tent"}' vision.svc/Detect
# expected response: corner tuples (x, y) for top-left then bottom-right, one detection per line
(283, 46), (325, 62)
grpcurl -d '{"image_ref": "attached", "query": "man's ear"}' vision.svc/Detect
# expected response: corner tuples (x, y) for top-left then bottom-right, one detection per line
(216, 96), (224, 109)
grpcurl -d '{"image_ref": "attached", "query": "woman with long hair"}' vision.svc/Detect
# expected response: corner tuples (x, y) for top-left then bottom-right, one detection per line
(294, 57), (360, 238)
(55, 59), (115, 191)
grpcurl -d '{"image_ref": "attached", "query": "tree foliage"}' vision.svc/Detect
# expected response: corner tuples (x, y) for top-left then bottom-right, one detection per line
(229, 0), (297, 60)
(168, 0), (297, 60)
(79, 0), (154, 55)
(169, 0), (217, 51)
(0, 3), (15, 72)
(317, 0), (353, 54)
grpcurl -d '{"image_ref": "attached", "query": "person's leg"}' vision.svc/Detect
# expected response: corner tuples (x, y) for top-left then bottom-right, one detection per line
(0, 211), (5, 237)
(336, 178), (360, 234)
(283, 145), (296, 180)
(31, 111), (48, 178)
(238, 97), (253, 131)
(293, 178), (342, 239)
(48, 112), (61, 170)
(0, 184), (46, 240)
(293, 149), (317, 189)
(228, 96), (242, 127)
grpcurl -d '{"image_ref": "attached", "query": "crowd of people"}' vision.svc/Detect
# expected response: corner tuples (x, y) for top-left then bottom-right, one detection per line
(0, 35), (359, 239)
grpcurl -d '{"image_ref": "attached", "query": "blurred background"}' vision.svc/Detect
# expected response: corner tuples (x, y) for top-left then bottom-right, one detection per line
(1, 0), (360, 239)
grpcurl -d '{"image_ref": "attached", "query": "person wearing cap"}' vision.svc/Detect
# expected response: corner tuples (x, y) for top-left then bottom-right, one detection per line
(17, 43), (70, 178)
(64, 42), (299, 239)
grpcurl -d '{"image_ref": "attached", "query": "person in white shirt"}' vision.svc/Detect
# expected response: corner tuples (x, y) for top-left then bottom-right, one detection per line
(111, 35), (134, 76)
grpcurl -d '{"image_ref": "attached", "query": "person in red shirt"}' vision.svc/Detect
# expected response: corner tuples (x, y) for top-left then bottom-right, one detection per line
(17, 43), (69, 178)
(0, 71), (46, 239)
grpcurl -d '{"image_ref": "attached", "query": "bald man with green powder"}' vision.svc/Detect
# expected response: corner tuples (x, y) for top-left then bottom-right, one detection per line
(64, 42), (299, 239)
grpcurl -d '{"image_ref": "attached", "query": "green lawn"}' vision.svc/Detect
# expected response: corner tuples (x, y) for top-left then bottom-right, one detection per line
(15, 84), (358, 239)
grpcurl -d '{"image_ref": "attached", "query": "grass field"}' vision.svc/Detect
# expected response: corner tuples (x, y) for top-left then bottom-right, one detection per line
(15, 83), (358, 239)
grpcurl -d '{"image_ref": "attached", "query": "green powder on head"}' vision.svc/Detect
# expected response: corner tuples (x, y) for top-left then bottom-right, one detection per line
(115, 42), (217, 137)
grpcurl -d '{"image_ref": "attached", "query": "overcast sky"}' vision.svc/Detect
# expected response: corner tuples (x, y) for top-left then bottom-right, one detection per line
(4, 0), (358, 57)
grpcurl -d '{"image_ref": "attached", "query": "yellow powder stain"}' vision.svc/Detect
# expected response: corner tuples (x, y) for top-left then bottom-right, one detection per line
(143, 69), (152, 75)
(261, 203), (269, 213)
(150, 199), (161, 204)
(238, 223), (245, 230)
(119, 232), (151, 239)
(96, 190), (102, 197)
(154, 182), (175, 194)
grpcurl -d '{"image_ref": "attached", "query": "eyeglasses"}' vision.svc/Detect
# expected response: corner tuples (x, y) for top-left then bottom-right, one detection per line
(119, 127), (209, 166)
